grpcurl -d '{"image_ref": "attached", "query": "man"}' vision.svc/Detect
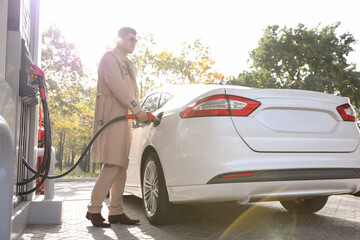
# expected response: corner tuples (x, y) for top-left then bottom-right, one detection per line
(86, 27), (149, 228)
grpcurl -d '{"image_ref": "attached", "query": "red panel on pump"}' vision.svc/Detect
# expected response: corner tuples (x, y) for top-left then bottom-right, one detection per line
(36, 105), (45, 194)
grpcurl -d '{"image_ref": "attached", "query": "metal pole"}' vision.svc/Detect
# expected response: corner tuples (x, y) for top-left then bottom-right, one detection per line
(44, 147), (55, 199)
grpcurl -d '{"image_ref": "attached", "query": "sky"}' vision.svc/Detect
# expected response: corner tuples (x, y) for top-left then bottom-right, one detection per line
(40, 0), (360, 79)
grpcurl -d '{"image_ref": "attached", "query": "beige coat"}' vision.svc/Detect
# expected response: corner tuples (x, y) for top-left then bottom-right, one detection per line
(91, 47), (142, 167)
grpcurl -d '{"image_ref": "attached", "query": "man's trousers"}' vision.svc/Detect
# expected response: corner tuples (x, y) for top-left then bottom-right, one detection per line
(87, 164), (126, 215)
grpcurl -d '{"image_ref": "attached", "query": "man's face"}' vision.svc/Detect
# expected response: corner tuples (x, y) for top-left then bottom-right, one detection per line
(119, 33), (137, 54)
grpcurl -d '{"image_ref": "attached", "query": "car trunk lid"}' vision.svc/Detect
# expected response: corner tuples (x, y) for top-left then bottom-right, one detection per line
(225, 87), (359, 153)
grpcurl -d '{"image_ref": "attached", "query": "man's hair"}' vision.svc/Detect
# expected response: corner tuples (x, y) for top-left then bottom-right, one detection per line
(118, 27), (137, 38)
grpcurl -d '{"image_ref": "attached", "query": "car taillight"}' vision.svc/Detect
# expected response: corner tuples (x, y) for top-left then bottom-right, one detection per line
(337, 103), (356, 122)
(180, 94), (261, 118)
(228, 96), (261, 116)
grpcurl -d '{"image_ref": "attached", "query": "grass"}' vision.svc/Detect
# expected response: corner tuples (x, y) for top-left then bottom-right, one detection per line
(54, 167), (100, 178)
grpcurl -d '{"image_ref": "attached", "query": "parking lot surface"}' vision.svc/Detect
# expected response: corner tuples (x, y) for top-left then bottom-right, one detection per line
(19, 180), (360, 240)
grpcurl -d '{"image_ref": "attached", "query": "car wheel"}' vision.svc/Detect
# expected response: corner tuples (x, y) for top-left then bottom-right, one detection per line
(280, 196), (328, 214)
(142, 152), (173, 225)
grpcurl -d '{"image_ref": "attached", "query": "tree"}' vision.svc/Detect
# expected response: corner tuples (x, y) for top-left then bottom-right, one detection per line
(240, 22), (360, 108)
(41, 24), (97, 173)
(130, 35), (224, 98)
(129, 33), (158, 98)
(152, 39), (223, 85)
(227, 70), (278, 88)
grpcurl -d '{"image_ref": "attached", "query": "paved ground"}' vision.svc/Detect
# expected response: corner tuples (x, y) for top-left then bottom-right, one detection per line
(19, 180), (360, 240)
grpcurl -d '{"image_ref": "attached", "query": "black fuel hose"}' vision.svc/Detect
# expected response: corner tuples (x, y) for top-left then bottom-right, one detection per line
(23, 115), (128, 179)
(22, 114), (161, 180)
(18, 67), (161, 195)
(18, 75), (52, 195)
(18, 88), (51, 185)
(18, 114), (129, 195)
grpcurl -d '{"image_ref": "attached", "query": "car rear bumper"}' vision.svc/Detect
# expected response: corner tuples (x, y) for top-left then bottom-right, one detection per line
(167, 178), (360, 204)
(208, 168), (360, 184)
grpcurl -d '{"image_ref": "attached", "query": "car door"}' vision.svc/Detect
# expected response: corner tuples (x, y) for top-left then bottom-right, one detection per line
(126, 92), (161, 196)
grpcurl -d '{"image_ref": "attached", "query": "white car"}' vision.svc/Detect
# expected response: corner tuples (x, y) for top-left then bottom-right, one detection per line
(125, 84), (360, 225)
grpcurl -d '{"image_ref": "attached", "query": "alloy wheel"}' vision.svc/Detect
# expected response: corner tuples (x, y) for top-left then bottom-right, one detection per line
(143, 160), (159, 217)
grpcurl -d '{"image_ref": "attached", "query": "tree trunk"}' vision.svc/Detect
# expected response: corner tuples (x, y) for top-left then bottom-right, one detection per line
(71, 150), (75, 166)
(79, 144), (87, 172)
(62, 132), (66, 169)
(58, 131), (65, 171)
(86, 144), (90, 173)
(67, 155), (71, 168)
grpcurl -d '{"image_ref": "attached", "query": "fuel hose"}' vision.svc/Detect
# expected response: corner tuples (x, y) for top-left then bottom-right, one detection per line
(17, 70), (52, 195)
(18, 66), (159, 195)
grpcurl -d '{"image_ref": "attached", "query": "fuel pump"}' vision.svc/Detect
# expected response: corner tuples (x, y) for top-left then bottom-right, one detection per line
(17, 65), (52, 195)
(17, 65), (162, 195)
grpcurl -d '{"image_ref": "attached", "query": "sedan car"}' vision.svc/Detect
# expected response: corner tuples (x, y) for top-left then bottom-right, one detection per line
(125, 84), (360, 225)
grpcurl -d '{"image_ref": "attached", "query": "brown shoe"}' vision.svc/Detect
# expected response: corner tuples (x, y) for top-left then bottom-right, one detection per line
(108, 213), (140, 225)
(86, 212), (111, 228)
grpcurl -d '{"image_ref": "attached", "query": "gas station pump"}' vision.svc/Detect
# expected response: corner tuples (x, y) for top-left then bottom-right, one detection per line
(1, 0), (47, 239)
(17, 65), (52, 196)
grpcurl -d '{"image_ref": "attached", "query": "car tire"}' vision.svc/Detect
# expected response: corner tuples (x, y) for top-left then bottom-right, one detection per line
(280, 196), (329, 214)
(141, 152), (174, 225)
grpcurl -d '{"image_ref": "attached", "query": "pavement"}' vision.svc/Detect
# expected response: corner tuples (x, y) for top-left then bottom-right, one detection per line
(18, 180), (360, 240)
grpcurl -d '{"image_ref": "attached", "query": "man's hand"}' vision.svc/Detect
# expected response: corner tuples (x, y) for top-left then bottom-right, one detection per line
(146, 112), (156, 124)
(135, 110), (148, 123)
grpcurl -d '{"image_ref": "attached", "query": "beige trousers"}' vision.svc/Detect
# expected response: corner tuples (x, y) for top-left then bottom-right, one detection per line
(87, 164), (126, 215)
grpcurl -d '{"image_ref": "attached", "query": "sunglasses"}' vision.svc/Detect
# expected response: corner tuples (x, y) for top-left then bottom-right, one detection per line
(129, 37), (138, 43)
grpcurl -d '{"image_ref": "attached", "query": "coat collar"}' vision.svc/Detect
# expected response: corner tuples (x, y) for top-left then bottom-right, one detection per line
(113, 46), (136, 80)
(113, 46), (129, 63)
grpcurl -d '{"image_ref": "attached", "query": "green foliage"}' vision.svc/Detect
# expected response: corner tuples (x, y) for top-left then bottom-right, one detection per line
(129, 33), (158, 98)
(41, 24), (98, 173)
(229, 22), (360, 110)
(153, 39), (223, 84)
(130, 35), (223, 98)
(227, 70), (278, 88)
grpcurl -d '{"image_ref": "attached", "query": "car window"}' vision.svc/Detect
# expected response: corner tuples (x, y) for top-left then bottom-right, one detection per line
(142, 93), (160, 112)
(158, 92), (173, 109)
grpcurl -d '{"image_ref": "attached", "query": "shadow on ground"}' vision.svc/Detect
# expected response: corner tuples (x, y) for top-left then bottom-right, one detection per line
(123, 195), (360, 240)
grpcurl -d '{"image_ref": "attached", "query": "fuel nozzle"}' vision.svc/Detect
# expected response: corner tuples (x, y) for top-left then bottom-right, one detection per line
(128, 112), (163, 128)
(152, 112), (163, 127)
(28, 65), (47, 100)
